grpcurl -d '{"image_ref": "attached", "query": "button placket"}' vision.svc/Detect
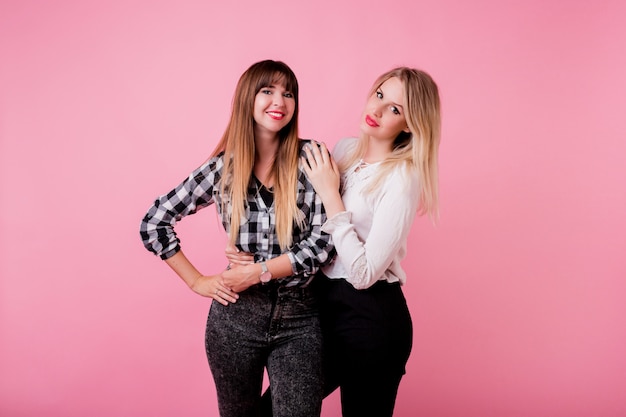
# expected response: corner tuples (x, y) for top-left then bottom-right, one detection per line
(260, 210), (271, 253)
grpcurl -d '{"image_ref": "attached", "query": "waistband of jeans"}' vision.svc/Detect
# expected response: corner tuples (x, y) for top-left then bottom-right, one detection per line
(251, 279), (314, 294)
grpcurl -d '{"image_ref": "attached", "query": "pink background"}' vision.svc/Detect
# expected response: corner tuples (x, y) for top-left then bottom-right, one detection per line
(1, 1), (625, 416)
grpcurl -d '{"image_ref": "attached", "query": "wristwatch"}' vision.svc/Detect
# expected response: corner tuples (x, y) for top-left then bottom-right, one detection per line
(260, 261), (272, 284)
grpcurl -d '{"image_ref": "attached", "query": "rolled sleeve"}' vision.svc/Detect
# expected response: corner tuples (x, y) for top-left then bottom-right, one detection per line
(286, 183), (336, 276)
(139, 158), (220, 259)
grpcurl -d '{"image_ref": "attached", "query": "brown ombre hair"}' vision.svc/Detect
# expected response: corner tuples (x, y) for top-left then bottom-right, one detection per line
(211, 60), (304, 249)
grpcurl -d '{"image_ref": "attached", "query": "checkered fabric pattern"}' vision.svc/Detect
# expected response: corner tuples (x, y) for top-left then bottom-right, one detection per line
(140, 139), (335, 287)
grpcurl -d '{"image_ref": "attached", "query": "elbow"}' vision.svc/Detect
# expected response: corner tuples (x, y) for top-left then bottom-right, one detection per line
(322, 246), (337, 267)
(350, 280), (370, 290)
(347, 260), (377, 290)
(350, 275), (381, 290)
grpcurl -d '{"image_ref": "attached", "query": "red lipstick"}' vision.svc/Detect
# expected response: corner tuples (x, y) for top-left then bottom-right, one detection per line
(267, 111), (285, 120)
(365, 115), (379, 127)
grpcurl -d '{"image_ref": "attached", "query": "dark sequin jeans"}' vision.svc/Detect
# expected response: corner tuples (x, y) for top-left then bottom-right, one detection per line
(206, 282), (323, 417)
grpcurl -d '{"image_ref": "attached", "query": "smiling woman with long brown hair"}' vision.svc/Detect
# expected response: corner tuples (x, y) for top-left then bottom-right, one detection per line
(140, 60), (335, 417)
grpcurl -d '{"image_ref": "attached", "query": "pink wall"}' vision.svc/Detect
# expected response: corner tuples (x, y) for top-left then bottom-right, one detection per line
(1, 1), (625, 416)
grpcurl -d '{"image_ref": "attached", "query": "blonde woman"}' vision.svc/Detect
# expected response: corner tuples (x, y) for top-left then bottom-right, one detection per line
(305, 67), (440, 417)
(140, 60), (334, 417)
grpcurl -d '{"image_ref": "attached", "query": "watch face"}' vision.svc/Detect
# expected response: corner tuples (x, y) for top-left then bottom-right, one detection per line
(260, 272), (272, 283)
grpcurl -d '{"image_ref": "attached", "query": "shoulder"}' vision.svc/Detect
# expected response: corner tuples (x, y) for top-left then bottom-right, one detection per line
(332, 137), (359, 161)
(200, 152), (225, 169)
(382, 163), (420, 196)
(333, 138), (359, 156)
(299, 139), (321, 157)
(297, 138), (319, 155)
(192, 152), (225, 181)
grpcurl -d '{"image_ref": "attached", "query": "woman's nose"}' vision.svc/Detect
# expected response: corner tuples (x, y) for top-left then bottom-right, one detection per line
(273, 94), (285, 107)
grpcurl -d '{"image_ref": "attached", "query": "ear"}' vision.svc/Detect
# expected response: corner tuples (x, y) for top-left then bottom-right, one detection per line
(403, 125), (410, 133)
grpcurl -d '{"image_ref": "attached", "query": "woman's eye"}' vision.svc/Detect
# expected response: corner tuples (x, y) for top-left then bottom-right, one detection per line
(261, 89), (272, 95)
(391, 106), (401, 115)
(284, 92), (293, 98)
(376, 91), (383, 99)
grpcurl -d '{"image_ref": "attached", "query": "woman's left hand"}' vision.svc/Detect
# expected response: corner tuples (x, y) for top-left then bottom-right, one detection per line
(223, 244), (256, 292)
(302, 142), (340, 200)
(225, 243), (254, 268)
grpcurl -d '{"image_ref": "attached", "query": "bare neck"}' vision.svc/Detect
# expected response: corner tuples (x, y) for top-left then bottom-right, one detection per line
(362, 136), (393, 164)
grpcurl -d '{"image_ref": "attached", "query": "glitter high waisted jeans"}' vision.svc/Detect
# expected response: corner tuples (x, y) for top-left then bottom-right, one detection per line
(205, 282), (323, 417)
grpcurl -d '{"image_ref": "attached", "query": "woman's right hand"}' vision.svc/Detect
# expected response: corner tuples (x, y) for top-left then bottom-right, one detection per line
(302, 142), (340, 197)
(302, 142), (345, 218)
(162, 250), (238, 305)
(190, 274), (239, 306)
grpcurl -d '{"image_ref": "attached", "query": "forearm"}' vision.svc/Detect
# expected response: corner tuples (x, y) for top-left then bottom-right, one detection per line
(164, 250), (238, 304)
(223, 253), (293, 289)
(317, 189), (345, 219)
(164, 250), (202, 288)
(265, 253), (295, 279)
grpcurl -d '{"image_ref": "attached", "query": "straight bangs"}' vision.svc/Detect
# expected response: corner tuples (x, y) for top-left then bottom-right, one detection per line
(252, 62), (299, 100)
(251, 63), (300, 141)
(259, 71), (299, 98)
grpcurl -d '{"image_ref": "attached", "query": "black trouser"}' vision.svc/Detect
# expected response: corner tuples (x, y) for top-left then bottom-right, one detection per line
(260, 275), (412, 417)
(318, 274), (413, 417)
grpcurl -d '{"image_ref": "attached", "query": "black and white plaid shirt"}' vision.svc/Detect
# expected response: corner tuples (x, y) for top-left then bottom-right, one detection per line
(140, 139), (335, 287)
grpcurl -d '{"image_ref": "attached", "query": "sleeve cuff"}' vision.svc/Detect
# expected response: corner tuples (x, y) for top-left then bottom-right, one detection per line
(159, 247), (180, 260)
(321, 211), (351, 233)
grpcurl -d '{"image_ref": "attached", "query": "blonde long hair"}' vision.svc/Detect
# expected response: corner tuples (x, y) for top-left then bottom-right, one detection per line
(339, 67), (441, 220)
(210, 60), (303, 249)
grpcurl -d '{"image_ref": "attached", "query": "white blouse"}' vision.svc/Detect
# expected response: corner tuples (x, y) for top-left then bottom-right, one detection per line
(321, 137), (421, 289)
